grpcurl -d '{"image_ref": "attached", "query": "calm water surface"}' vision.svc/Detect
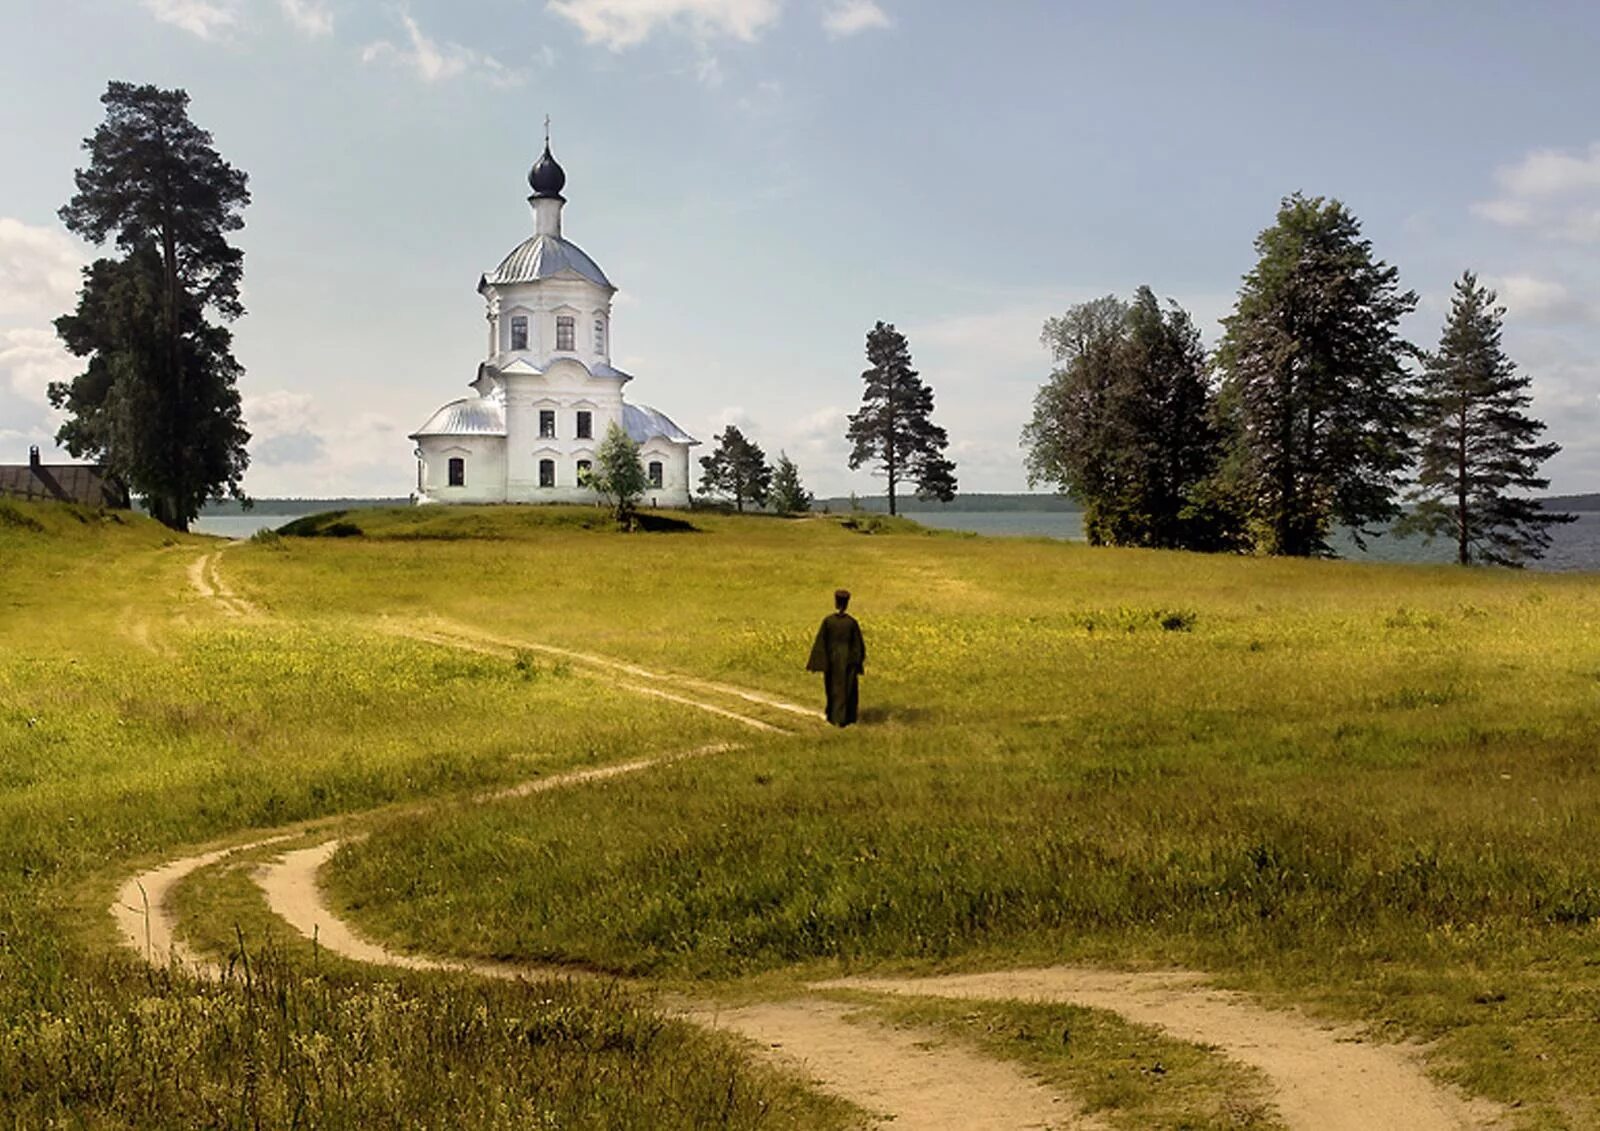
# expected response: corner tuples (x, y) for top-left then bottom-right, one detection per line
(194, 511), (1600, 572)
(911, 510), (1600, 573)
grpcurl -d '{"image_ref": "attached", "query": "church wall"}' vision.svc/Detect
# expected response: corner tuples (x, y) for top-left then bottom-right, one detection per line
(503, 362), (626, 501)
(416, 436), (506, 504)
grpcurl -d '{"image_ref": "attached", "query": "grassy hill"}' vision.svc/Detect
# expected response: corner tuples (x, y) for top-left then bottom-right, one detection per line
(5, 498), (1600, 1125)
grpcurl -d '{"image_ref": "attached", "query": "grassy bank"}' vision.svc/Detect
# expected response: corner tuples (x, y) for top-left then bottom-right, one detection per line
(7, 499), (1600, 1125)
(0, 500), (849, 1128)
(273, 505), (1600, 1125)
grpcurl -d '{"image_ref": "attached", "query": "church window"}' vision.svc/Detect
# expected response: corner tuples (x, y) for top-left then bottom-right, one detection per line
(539, 410), (556, 439)
(594, 318), (606, 354)
(576, 410), (592, 439)
(539, 459), (555, 488)
(510, 315), (528, 351)
(576, 458), (592, 482)
(647, 461), (664, 489)
(448, 457), (465, 487)
(556, 315), (575, 351)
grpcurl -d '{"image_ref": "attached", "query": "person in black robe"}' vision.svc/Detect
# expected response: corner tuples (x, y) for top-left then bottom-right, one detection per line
(807, 588), (866, 727)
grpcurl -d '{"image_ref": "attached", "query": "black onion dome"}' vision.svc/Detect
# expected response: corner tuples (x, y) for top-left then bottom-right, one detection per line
(528, 143), (566, 199)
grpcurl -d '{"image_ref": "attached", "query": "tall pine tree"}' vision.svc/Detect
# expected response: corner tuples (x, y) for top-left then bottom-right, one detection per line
(1405, 272), (1571, 565)
(1022, 288), (1223, 548)
(1213, 194), (1417, 556)
(846, 321), (956, 515)
(50, 82), (251, 531)
(698, 424), (772, 512)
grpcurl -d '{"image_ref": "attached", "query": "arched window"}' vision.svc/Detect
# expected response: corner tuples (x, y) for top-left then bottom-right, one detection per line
(448, 457), (465, 487)
(593, 317), (606, 354)
(576, 458), (592, 483)
(539, 459), (555, 488)
(510, 315), (528, 351)
(556, 315), (575, 351)
(647, 461), (664, 489)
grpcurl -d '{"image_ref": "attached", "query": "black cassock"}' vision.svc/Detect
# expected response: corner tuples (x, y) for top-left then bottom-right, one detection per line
(806, 612), (866, 727)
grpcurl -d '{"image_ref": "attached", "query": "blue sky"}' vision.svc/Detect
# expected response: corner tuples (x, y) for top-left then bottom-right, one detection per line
(3, 0), (1600, 497)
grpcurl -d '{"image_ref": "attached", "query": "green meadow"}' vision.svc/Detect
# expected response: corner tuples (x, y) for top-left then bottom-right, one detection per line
(5, 497), (1600, 1126)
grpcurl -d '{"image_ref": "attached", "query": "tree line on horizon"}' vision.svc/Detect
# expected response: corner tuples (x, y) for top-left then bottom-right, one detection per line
(1021, 194), (1571, 567)
(45, 84), (1568, 563)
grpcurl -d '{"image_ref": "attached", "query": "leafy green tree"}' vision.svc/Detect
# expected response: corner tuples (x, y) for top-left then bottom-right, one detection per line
(1023, 288), (1224, 548)
(768, 451), (813, 515)
(1022, 296), (1127, 544)
(1213, 193), (1417, 556)
(50, 81), (251, 531)
(846, 321), (957, 515)
(585, 422), (649, 526)
(698, 424), (772, 512)
(1403, 272), (1571, 565)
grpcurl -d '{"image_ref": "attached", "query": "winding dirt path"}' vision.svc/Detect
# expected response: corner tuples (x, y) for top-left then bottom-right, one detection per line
(695, 999), (1082, 1130)
(125, 545), (1511, 1129)
(186, 546), (255, 618)
(819, 970), (1501, 1131)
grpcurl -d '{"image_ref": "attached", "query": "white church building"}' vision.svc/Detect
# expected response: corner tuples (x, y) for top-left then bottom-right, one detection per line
(410, 139), (696, 506)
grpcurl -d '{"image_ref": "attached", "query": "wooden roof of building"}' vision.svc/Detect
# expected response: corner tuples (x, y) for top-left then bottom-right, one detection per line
(0, 449), (128, 508)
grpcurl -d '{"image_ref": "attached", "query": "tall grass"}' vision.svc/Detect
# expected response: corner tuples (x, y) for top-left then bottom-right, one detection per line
(0, 500), (838, 1129)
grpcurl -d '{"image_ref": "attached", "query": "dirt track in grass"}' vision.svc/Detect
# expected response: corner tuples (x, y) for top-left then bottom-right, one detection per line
(106, 545), (1511, 1130)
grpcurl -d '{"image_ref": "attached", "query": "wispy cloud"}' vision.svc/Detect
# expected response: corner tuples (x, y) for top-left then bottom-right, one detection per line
(1486, 274), (1600, 326)
(0, 328), (77, 406)
(546, 0), (782, 50)
(821, 0), (889, 37)
(362, 13), (528, 87)
(140, 0), (241, 40)
(0, 218), (85, 318)
(279, 0), (332, 37)
(1474, 142), (1600, 243)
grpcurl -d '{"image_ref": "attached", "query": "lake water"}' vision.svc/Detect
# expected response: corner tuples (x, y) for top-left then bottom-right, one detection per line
(194, 510), (1600, 572)
(909, 511), (1600, 572)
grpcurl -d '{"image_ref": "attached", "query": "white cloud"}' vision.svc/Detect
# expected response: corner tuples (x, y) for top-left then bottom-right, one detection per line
(244, 390), (325, 465)
(362, 14), (528, 88)
(693, 53), (724, 87)
(140, 0), (241, 39)
(546, 0), (782, 50)
(0, 218), (86, 318)
(1475, 142), (1600, 243)
(821, 0), (889, 37)
(1488, 274), (1600, 326)
(279, 0), (332, 37)
(0, 328), (77, 406)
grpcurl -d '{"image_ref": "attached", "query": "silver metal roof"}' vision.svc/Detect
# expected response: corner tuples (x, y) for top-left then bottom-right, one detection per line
(409, 397), (507, 439)
(484, 234), (613, 290)
(624, 403), (697, 446)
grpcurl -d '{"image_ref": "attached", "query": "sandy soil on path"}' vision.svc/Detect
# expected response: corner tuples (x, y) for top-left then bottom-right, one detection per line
(186, 547), (255, 617)
(697, 998), (1090, 1130)
(406, 618), (821, 723)
(113, 836), (291, 977)
(821, 970), (1506, 1131)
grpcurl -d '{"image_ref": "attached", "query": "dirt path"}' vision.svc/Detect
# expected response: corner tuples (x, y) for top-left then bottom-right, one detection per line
(820, 970), (1504, 1131)
(395, 620), (814, 734)
(113, 836), (291, 977)
(410, 618), (820, 716)
(186, 547), (255, 618)
(696, 999), (1086, 1130)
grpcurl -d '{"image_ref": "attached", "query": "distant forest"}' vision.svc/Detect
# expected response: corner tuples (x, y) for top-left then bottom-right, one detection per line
(198, 492), (1600, 518)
